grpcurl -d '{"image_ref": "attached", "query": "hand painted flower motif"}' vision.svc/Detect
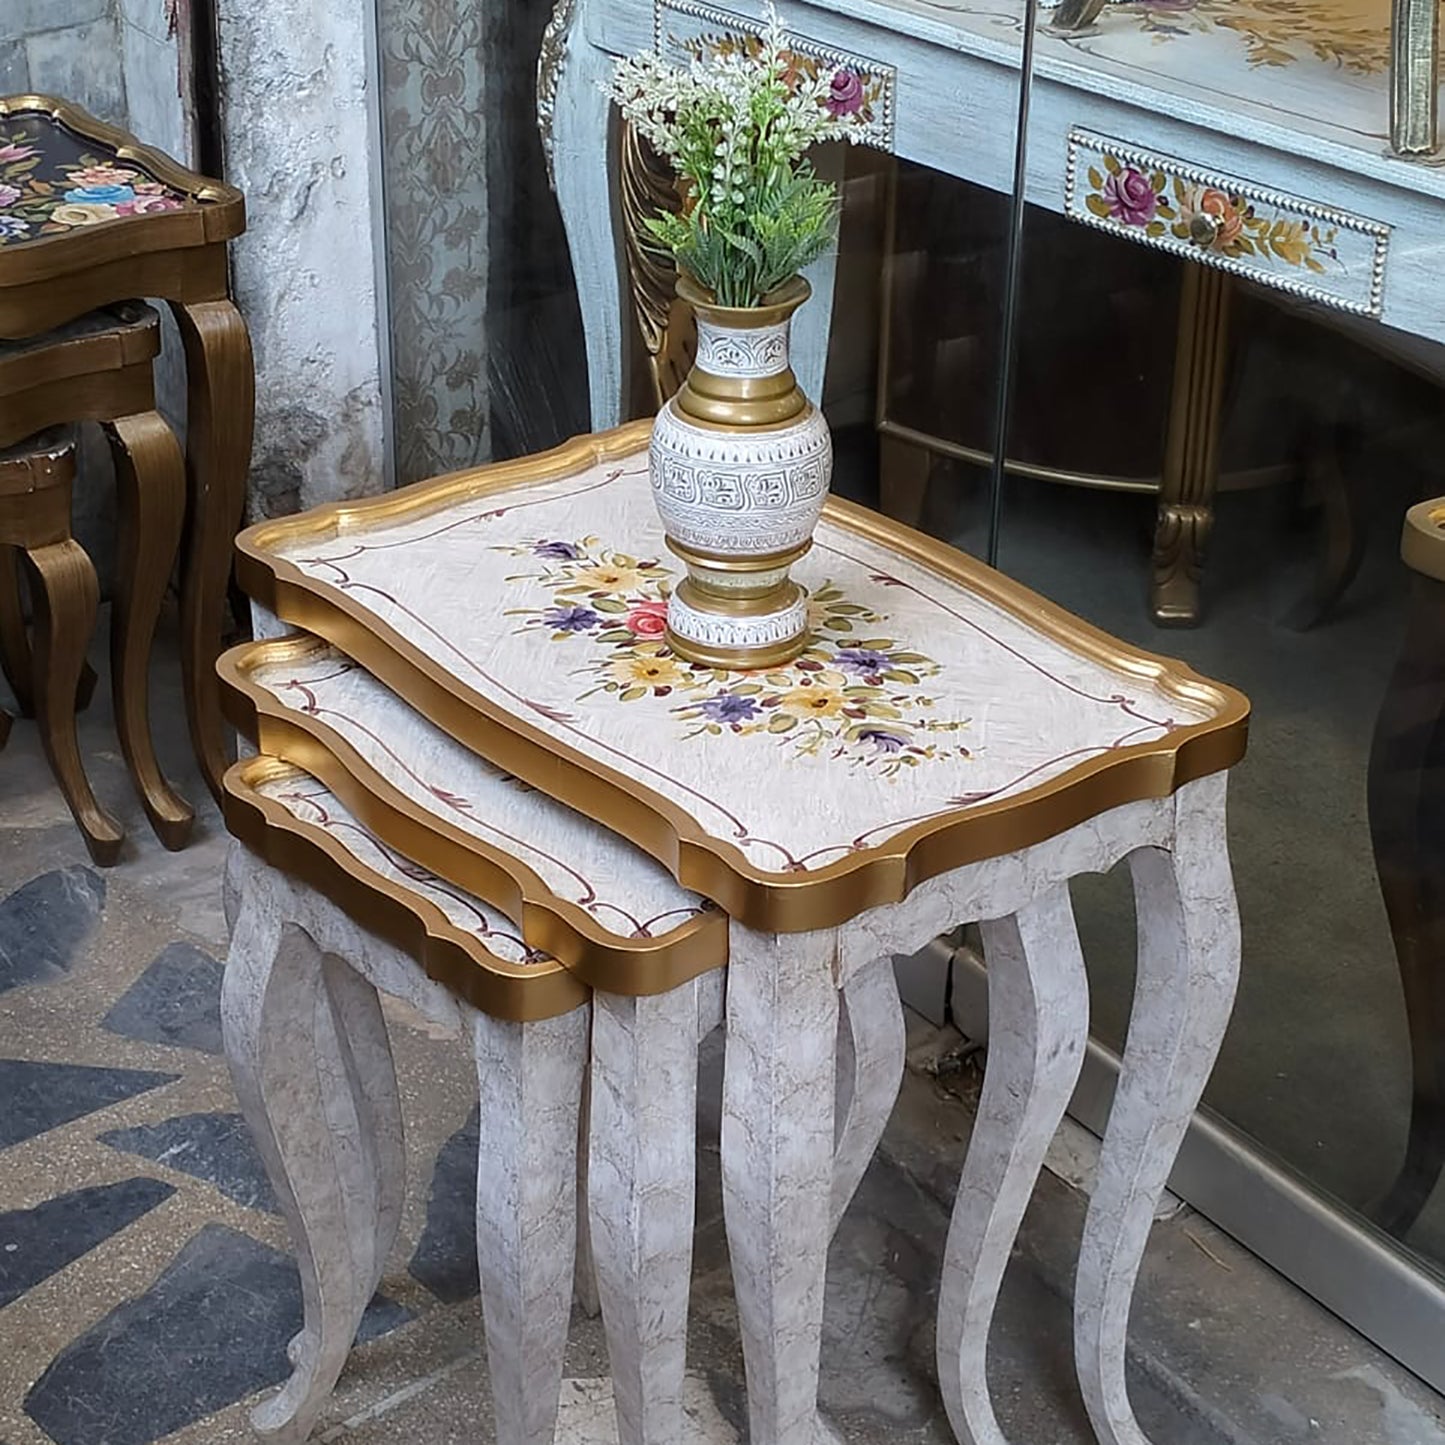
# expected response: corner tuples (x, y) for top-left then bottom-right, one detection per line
(117, 195), (184, 216)
(608, 652), (685, 693)
(1189, 187), (1243, 247)
(701, 692), (760, 724)
(0, 215), (30, 239)
(544, 605), (602, 633)
(64, 183), (136, 206)
(50, 202), (119, 226)
(67, 163), (138, 189)
(827, 68), (866, 117)
(0, 143), (36, 163)
(624, 600), (669, 638)
(1102, 166), (1157, 226)
(0, 184), (19, 210)
(497, 540), (970, 773)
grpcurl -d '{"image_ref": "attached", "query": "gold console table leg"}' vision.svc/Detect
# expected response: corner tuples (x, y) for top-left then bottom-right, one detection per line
(1152, 265), (1232, 627)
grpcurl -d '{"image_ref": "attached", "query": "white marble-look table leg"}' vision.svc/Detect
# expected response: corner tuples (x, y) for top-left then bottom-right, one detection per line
(935, 885), (1091, 1445)
(222, 896), (408, 1445)
(722, 927), (844, 1445)
(473, 1003), (591, 1445)
(1075, 773), (1241, 1445)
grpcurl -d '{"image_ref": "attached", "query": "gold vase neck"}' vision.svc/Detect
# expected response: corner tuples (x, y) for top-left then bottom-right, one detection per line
(674, 273), (812, 430)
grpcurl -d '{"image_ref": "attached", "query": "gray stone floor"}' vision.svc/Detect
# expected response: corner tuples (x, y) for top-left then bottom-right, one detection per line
(1, 618), (1444, 1445)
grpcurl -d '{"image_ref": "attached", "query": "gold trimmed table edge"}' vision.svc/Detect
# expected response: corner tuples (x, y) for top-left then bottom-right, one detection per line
(224, 756), (590, 1022)
(220, 635), (730, 996)
(235, 421), (1252, 933)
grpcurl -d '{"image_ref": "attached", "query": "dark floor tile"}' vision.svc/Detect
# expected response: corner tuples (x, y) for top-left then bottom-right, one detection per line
(0, 1178), (176, 1308)
(24, 1223), (412, 1445)
(408, 1105), (479, 1301)
(0, 1059), (179, 1150)
(101, 942), (225, 1055)
(100, 1112), (278, 1214)
(0, 867), (105, 994)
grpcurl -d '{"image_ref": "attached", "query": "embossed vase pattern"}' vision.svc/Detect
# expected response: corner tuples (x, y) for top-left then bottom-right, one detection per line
(649, 274), (833, 669)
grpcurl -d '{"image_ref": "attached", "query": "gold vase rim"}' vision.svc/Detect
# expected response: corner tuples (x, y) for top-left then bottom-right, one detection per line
(676, 272), (811, 329)
(666, 536), (812, 571)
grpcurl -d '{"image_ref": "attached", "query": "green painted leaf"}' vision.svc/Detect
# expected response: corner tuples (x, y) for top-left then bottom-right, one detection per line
(1085, 194), (1112, 219)
(620, 686), (648, 702)
(593, 599), (628, 614)
(767, 713), (797, 733)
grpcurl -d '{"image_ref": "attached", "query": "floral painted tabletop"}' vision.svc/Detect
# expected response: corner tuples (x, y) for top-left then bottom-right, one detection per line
(0, 109), (198, 247)
(247, 438), (1244, 888)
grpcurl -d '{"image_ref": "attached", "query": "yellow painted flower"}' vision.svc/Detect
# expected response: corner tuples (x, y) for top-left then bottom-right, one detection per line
(608, 653), (685, 690)
(575, 563), (646, 594)
(51, 202), (119, 226)
(777, 681), (848, 720)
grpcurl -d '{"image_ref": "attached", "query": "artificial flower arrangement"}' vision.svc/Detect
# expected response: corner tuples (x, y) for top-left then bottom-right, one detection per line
(605, 5), (871, 307)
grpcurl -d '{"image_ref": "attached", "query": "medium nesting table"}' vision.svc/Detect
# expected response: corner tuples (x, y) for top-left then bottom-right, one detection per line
(229, 420), (1249, 1445)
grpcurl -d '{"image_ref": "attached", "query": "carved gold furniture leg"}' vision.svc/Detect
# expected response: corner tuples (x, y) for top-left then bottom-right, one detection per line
(171, 299), (255, 807)
(0, 433), (123, 864)
(1368, 500), (1445, 1235)
(1152, 266), (1232, 626)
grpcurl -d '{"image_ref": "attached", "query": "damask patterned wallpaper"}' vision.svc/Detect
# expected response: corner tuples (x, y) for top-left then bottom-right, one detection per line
(378, 0), (491, 484)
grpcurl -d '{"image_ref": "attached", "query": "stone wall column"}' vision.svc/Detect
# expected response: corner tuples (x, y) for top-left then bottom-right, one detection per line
(215, 0), (389, 517)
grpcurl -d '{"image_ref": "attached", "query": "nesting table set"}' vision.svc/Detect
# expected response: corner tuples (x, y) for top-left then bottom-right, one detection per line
(0, 94), (252, 858)
(220, 420), (1249, 1445)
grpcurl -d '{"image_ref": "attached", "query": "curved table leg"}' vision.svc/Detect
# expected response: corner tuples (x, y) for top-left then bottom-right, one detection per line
(473, 1003), (589, 1445)
(1075, 773), (1241, 1445)
(936, 886), (1090, 1445)
(1366, 567), (1445, 1235)
(722, 927), (843, 1445)
(27, 540), (123, 865)
(0, 545), (96, 717)
(170, 297), (254, 805)
(221, 903), (406, 1444)
(832, 953), (906, 1236)
(589, 979), (704, 1445)
(105, 412), (194, 849)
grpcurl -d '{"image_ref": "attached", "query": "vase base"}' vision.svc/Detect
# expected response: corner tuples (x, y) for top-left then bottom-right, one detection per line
(665, 583), (810, 671)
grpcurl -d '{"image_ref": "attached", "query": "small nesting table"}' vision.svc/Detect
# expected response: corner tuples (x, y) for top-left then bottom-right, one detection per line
(230, 420), (1249, 1445)
(0, 93), (252, 803)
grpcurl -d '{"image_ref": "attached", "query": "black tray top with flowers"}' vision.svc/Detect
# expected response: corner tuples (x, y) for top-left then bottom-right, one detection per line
(0, 96), (241, 249)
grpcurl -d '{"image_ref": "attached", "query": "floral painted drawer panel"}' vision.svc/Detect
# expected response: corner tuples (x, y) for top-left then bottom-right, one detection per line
(238, 425), (1248, 928)
(223, 634), (725, 990)
(1065, 130), (1389, 316)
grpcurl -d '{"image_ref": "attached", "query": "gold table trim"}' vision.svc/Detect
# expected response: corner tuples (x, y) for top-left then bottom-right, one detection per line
(220, 636), (729, 996)
(236, 420), (1251, 933)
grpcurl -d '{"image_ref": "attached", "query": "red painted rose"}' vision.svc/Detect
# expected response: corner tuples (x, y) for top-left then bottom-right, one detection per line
(624, 601), (669, 637)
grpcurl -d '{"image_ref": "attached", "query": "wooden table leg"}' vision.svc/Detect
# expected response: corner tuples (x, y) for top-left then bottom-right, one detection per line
(1367, 528), (1445, 1236)
(472, 1003), (589, 1445)
(106, 412), (194, 849)
(935, 887), (1090, 1445)
(0, 545), (97, 716)
(26, 539), (124, 865)
(170, 297), (254, 805)
(1074, 772), (1241, 1445)
(1152, 266), (1232, 627)
(221, 888), (406, 1444)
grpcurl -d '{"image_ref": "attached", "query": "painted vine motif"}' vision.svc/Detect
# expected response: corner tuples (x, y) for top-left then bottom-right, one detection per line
(1098, 0), (1401, 75)
(0, 120), (187, 245)
(1083, 151), (1341, 274)
(495, 537), (972, 775)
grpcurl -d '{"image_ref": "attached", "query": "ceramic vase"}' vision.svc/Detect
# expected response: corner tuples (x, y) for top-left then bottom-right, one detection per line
(649, 273), (832, 670)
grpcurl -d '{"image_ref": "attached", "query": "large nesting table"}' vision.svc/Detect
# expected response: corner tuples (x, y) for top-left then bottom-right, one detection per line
(226, 420), (1249, 1445)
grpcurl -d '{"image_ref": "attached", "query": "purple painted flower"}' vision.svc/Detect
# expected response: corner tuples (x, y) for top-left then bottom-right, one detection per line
(834, 648), (892, 676)
(0, 184), (20, 209)
(701, 692), (760, 724)
(1102, 167), (1157, 227)
(544, 604), (601, 632)
(534, 539), (582, 560)
(0, 215), (30, 239)
(859, 728), (907, 753)
(827, 67), (866, 117)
